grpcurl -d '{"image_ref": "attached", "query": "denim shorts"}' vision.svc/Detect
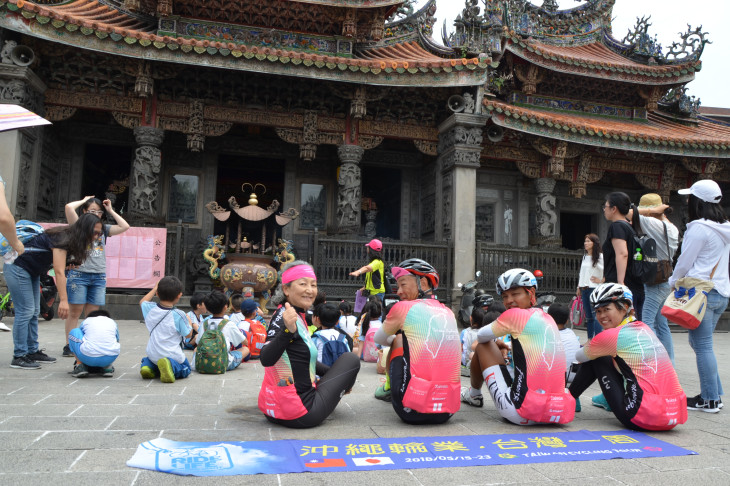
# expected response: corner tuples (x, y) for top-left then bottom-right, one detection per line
(66, 270), (106, 306)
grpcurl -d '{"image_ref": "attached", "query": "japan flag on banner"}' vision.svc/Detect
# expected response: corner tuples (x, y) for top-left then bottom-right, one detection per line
(352, 457), (395, 466)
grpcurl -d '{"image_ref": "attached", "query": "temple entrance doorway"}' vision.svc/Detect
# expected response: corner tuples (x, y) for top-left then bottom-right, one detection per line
(361, 167), (401, 240)
(82, 143), (133, 215)
(214, 155), (286, 251)
(560, 212), (594, 250)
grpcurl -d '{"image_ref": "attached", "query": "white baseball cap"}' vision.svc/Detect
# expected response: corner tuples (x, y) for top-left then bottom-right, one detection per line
(678, 179), (723, 203)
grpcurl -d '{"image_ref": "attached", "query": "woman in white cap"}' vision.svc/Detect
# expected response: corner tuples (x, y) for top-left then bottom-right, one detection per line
(350, 239), (386, 302)
(671, 180), (730, 413)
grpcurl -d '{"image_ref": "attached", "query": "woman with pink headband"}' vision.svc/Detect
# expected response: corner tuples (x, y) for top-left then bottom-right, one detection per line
(258, 261), (360, 428)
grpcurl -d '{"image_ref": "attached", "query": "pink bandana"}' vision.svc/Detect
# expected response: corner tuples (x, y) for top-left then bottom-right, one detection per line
(282, 265), (317, 285)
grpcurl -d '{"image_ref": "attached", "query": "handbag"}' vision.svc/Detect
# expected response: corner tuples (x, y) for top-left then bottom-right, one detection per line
(569, 296), (584, 327)
(653, 222), (673, 284)
(661, 261), (720, 330)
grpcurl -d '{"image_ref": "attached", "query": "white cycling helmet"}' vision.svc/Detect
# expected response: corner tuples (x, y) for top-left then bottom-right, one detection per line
(496, 268), (538, 295)
(590, 283), (633, 310)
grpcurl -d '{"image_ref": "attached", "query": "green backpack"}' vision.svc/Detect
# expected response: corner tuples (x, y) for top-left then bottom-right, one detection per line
(195, 319), (229, 374)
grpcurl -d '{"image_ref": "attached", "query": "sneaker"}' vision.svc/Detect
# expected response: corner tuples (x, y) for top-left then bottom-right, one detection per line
(460, 386), (484, 408)
(10, 355), (40, 370)
(102, 366), (115, 378)
(575, 397), (581, 413)
(62, 345), (74, 357)
(592, 393), (611, 411)
(140, 366), (155, 379)
(0, 321), (10, 332)
(27, 349), (56, 363)
(687, 394), (720, 413)
(71, 363), (89, 378)
(374, 384), (391, 402)
(158, 358), (175, 383)
(461, 365), (471, 377)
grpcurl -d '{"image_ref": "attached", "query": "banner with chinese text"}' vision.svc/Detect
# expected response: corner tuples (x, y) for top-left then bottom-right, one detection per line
(105, 227), (166, 288)
(127, 430), (695, 476)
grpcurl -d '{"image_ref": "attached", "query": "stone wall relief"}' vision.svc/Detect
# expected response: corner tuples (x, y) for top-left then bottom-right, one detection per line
(129, 127), (164, 219)
(336, 144), (364, 232)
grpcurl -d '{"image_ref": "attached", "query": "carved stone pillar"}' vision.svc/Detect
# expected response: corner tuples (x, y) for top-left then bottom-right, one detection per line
(128, 127), (164, 220)
(437, 113), (487, 299)
(531, 177), (561, 247)
(337, 144), (364, 232)
(0, 61), (47, 218)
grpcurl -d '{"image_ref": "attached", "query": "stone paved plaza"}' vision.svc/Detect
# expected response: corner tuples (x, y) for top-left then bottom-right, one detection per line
(1, 317), (730, 485)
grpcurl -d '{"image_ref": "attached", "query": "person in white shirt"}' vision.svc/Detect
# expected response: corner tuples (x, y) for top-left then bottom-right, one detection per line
(68, 310), (120, 378)
(576, 233), (604, 338)
(547, 303), (581, 412)
(670, 180), (730, 413)
(634, 193), (679, 363)
(338, 301), (357, 338)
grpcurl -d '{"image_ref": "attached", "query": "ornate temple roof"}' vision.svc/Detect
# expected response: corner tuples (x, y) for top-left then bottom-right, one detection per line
(505, 34), (699, 85)
(286, 0), (403, 6)
(0, 0), (488, 87)
(484, 98), (730, 158)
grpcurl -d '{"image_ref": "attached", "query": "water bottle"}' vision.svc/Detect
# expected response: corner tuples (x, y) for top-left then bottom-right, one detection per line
(3, 250), (17, 265)
(633, 248), (643, 261)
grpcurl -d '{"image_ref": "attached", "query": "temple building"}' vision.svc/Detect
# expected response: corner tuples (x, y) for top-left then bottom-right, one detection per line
(0, 0), (729, 302)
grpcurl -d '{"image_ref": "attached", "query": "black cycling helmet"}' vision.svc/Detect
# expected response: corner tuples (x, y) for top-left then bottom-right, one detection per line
(472, 293), (494, 308)
(396, 258), (439, 290)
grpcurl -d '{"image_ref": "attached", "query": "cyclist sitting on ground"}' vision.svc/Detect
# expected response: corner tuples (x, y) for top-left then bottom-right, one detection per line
(569, 283), (687, 430)
(461, 268), (575, 425)
(374, 258), (461, 424)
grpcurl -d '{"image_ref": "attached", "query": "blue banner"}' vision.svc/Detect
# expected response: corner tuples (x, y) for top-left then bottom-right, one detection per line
(127, 430), (695, 476)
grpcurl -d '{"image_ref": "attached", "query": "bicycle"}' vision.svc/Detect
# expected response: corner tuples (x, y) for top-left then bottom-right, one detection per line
(0, 290), (13, 320)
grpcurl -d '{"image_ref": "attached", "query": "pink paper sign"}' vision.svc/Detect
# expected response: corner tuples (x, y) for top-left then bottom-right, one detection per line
(39, 224), (166, 289)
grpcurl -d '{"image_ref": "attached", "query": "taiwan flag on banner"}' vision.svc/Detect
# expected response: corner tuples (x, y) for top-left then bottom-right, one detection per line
(305, 458), (346, 468)
(352, 457), (395, 466)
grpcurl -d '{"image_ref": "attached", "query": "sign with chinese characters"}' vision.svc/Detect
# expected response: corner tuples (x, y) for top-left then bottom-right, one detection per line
(38, 224), (165, 289)
(127, 430), (695, 476)
(105, 227), (166, 288)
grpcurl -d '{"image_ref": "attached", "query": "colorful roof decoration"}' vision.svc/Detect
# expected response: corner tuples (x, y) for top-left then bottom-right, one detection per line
(504, 34), (700, 85)
(0, 0), (488, 87)
(484, 98), (730, 158)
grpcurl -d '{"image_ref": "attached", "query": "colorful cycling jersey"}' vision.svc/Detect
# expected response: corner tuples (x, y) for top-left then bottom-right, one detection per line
(576, 318), (687, 429)
(478, 307), (573, 422)
(383, 298), (461, 413)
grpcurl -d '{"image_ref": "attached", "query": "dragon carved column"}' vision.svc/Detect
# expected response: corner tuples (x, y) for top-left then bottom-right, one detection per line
(336, 144), (365, 233)
(532, 177), (560, 246)
(128, 127), (164, 220)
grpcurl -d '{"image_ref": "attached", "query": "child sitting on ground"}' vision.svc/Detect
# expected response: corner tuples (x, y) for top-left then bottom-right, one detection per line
(312, 302), (352, 366)
(184, 291), (207, 350)
(460, 306), (485, 377)
(236, 299), (267, 359)
(227, 293), (245, 325)
(338, 301), (357, 338)
(139, 276), (193, 383)
(548, 302), (581, 411)
(69, 309), (120, 378)
(195, 291), (249, 371)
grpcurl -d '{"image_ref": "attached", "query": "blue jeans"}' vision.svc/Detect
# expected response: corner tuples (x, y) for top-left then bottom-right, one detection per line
(66, 270), (106, 306)
(688, 289), (728, 401)
(581, 288), (602, 339)
(4, 263), (41, 357)
(140, 356), (192, 379)
(643, 282), (675, 363)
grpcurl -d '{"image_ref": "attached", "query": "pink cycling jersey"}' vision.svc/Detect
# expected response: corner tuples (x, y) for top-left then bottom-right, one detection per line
(578, 320), (687, 430)
(384, 299), (461, 413)
(479, 307), (574, 423)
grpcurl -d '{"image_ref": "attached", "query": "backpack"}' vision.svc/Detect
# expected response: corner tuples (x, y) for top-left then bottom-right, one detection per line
(245, 320), (267, 359)
(627, 220), (658, 284)
(0, 220), (44, 256)
(195, 319), (229, 374)
(383, 263), (394, 294)
(314, 331), (349, 367)
(361, 325), (380, 362)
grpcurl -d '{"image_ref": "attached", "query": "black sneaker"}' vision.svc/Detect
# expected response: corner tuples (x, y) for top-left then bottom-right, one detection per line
(102, 366), (115, 377)
(27, 349), (56, 363)
(62, 345), (74, 357)
(687, 394), (720, 413)
(71, 363), (89, 378)
(10, 356), (41, 370)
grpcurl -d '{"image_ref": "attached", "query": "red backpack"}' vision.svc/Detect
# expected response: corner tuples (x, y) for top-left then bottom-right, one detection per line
(244, 319), (267, 358)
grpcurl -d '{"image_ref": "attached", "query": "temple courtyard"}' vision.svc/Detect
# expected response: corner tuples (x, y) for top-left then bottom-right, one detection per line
(1, 317), (730, 485)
